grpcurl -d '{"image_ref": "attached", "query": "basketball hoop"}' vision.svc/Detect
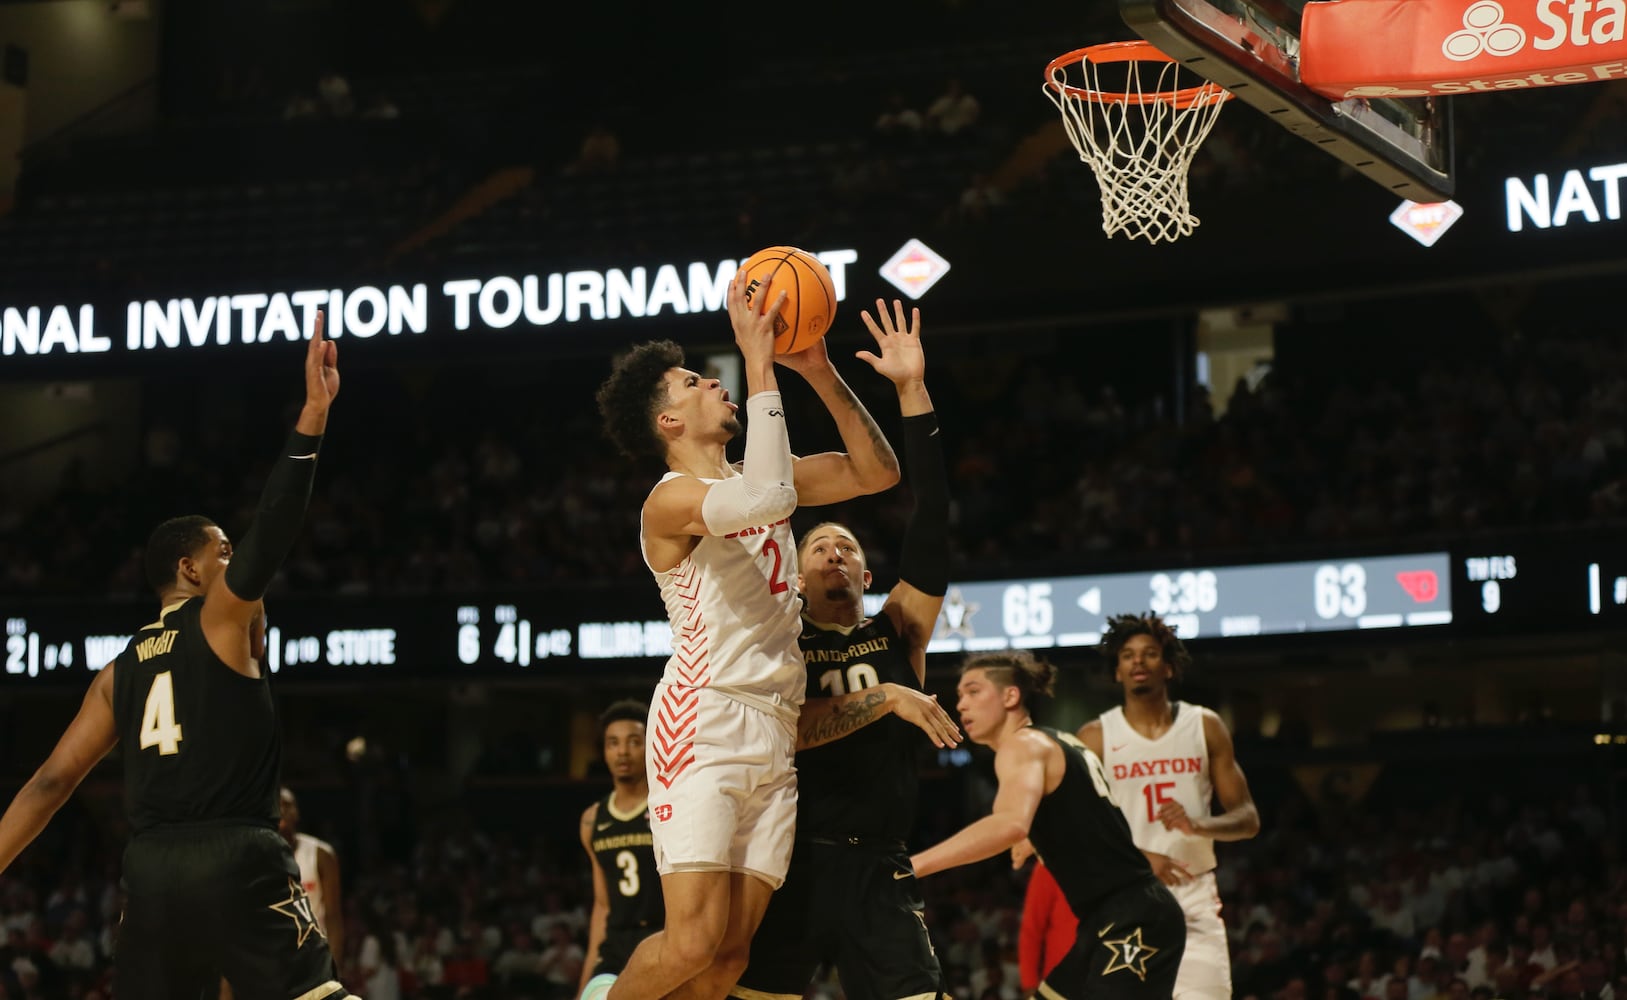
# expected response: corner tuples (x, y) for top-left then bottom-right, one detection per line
(1044, 41), (1233, 244)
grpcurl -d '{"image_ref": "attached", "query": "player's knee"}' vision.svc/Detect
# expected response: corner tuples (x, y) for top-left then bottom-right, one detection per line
(663, 920), (726, 972)
(709, 940), (751, 982)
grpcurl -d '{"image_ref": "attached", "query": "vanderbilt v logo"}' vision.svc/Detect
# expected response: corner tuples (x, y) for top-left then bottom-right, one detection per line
(1099, 926), (1158, 981)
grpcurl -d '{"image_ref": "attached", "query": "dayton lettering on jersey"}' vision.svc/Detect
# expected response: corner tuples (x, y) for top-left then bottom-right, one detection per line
(591, 832), (655, 852)
(1111, 757), (1203, 780)
(1301, 0), (1627, 98)
(134, 631), (179, 662)
(722, 518), (790, 540)
(803, 636), (892, 664)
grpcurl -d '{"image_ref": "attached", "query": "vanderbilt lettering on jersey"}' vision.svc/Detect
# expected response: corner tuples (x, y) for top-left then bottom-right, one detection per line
(591, 832), (655, 852)
(592, 794), (663, 937)
(803, 635), (893, 664)
(111, 597), (282, 832)
(796, 614), (922, 841)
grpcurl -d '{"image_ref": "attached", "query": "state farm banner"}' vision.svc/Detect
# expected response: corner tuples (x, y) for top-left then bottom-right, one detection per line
(1301, 0), (1627, 98)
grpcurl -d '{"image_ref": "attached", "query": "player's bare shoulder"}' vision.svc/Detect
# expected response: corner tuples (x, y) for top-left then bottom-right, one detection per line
(1074, 717), (1105, 757)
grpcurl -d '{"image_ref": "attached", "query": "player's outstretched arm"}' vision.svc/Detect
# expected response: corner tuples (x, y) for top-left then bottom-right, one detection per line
(1157, 709), (1260, 841)
(779, 305), (903, 507)
(866, 300), (948, 684)
(202, 310), (338, 668)
(911, 730), (1048, 877)
(797, 682), (960, 752)
(0, 666), (118, 873)
(578, 802), (612, 997)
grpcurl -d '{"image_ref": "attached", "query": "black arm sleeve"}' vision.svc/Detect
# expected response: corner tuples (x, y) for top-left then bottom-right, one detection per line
(896, 411), (949, 597)
(223, 429), (322, 601)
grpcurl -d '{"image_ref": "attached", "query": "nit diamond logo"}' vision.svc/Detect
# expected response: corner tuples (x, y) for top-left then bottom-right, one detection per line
(879, 239), (951, 299)
(1390, 199), (1464, 247)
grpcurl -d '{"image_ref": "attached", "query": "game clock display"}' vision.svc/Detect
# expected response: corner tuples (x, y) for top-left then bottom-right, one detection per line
(2, 528), (1621, 684)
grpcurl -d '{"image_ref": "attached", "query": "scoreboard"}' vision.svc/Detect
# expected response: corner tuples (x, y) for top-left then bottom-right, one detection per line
(2, 528), (1622, 684)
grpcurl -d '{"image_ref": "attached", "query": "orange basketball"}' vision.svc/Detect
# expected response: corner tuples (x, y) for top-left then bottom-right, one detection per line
(740, 246), (837, 355)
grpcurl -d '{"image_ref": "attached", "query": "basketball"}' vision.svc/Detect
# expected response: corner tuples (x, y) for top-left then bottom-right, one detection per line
(739, 246), (837, 355)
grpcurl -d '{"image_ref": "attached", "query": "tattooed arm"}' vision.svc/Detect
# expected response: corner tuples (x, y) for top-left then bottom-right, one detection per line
(797, 683), (961, 752)
(778, 331), (901, 507)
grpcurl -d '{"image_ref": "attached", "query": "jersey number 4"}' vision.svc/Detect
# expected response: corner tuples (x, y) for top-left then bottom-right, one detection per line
(139, 671), (184, 756)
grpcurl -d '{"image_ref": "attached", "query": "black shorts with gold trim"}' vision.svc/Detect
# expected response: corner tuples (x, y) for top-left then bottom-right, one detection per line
(1038, 876), (1185, 1000)
(117, 823), (352, 1000)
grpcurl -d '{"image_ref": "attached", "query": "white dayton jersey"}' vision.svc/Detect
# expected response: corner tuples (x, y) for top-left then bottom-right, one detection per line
(292, 832), (330, 932)
(642, 471), (805, 712)
(1099, 702), (1217, 876)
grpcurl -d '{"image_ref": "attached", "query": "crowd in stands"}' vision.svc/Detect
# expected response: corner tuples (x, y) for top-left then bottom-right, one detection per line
(1, 312), (1621, 600)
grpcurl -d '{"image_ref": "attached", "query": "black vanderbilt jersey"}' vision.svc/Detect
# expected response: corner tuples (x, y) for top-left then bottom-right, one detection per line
(1028, 726), (1155, 916)
(590, 793), (663, 936)
(111, 597), (281, 832)
(796, 612), (924, 841)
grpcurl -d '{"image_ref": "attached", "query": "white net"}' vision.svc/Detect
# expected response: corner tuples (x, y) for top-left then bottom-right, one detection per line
(1044, 48), (1231, 244)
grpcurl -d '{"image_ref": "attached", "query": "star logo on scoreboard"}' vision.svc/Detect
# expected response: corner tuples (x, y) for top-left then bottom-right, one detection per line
(935, 587), (980, 639)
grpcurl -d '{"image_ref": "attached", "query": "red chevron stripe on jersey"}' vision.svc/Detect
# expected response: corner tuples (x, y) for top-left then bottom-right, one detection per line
(652, 685), (700, 788)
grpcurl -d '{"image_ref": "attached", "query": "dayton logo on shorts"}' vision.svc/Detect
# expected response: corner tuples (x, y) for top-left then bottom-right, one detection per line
(653, 804), (673, 822)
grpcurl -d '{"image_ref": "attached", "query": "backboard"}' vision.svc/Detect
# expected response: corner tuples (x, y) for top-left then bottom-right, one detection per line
(1120, 0), (1455, 200)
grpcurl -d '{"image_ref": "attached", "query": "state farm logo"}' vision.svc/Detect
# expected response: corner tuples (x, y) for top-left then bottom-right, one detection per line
(1442, 0), (1626, 61)
(1444, 1), (1527, 59)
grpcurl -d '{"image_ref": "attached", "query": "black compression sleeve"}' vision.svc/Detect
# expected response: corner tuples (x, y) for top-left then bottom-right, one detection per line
(223, 429), (322, 601)
(897, 412), (949, 597)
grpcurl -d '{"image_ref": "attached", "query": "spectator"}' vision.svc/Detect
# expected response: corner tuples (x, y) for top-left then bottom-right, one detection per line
(873, 90), (924, 141)
(924, 77), (981, 137)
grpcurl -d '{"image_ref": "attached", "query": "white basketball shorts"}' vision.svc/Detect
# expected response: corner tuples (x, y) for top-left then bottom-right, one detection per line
(1171, 870), (1232, 1000)
(645, 683), (798, 889)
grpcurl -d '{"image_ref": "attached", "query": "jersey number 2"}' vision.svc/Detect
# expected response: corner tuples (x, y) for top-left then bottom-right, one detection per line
(139, 671), (184, 756)
(762, 538), (789, 595)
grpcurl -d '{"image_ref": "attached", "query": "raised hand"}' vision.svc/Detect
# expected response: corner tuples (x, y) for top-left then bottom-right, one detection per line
(775, 330), (834, 379)
(304, 310), (339, 411)
(726, 268), (786, 367)
(854, 299), (924, 387)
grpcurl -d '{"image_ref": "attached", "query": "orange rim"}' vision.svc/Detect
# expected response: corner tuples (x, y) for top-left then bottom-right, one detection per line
(1045, 40), (1232, 108)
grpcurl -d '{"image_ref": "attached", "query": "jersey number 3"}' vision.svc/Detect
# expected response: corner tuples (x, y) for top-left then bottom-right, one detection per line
(615, 850), (640, 897)
(139, 671), (184, 756)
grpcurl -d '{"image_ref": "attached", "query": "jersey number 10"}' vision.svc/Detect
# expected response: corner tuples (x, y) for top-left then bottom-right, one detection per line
(818, 663), (879, 696)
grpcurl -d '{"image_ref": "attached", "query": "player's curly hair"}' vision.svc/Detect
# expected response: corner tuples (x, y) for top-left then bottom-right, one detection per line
(595, 339), (685, 460)
(598, 698), (647, 740)
(962, 650), (1057, 706)
(1099, 612), (1191, 683)
(143, 514), (218, 596)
